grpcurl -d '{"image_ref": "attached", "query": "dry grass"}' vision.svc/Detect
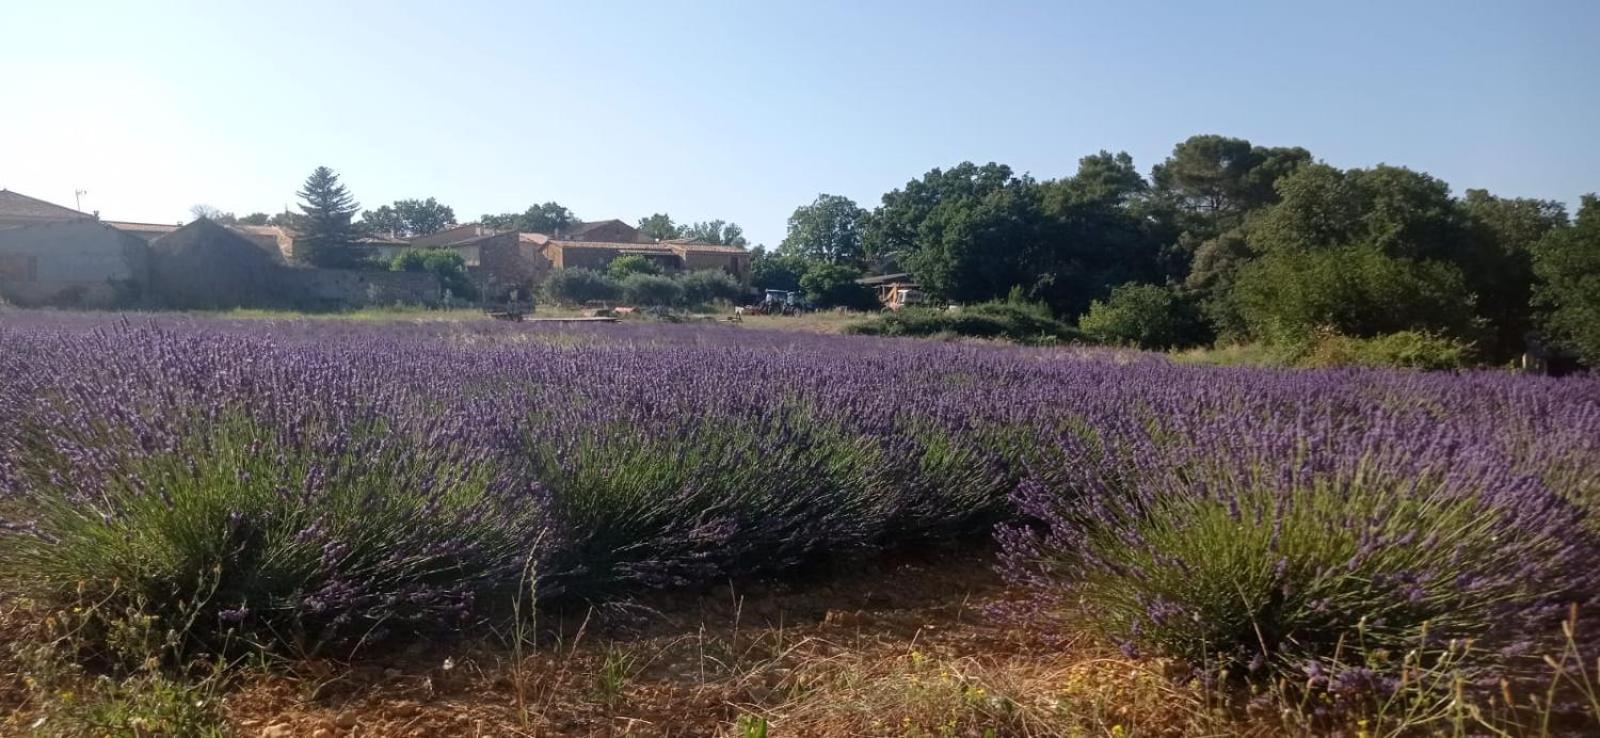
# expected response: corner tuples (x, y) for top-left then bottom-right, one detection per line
(0, 549), (1242, 737)
(725, 309), (875, 335)
(215, 302), (877, 336)
(6, 549), (1597, 737)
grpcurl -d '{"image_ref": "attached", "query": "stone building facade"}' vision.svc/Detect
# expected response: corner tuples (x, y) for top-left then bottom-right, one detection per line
(0, 220), (149, 308)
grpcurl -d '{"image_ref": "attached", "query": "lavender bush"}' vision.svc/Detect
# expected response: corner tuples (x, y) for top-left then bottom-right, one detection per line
(0, 317), (1036, 651)
(0, 325), (550, 648)
(1000, 363), (1600, 686)
(1, 313), (1596, 684)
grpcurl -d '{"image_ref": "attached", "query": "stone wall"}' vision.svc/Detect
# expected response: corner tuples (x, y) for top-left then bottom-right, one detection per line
(0, 221), (148, 308)
(279, 268), (442, 309)
(149, 220), (444, 310)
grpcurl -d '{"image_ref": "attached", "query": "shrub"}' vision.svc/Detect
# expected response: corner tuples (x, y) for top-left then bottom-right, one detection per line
(1232, 245), (1482, 346)
(543, 268), (621, 305)
(0, 413), (546, 653)
(620, 273), (684, 307)
(1078, 283), (1203, 350)
(1002, 389), (1600, 687)
(678, 269), (744, 306)
(799, 262), (879, 310)
(1296, 330), (1477, 370)
(392, 248), (478, 301)
(607, 254), (663, 280)
(847, 300), (1083, 345)
(521, 412), (891, 596)
(750, 249), (808, 292)
(4, 313), (1598, 684)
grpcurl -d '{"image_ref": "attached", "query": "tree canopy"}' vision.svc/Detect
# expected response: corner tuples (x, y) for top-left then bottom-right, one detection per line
(229, 132), (1597, 369)
(679, 220), (747, 247)
(481, 202), (576, 234)
(779, 194), (868, 266)
(759, 132), (1598, 367)
(362, 197), (457, 237)
(637, 213), (680, 241)
(190, 204), (235, 224)
(1533, 195), (1600, 364)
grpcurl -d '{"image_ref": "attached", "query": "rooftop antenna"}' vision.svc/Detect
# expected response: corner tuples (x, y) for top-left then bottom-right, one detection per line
(74, 189), (88, 211)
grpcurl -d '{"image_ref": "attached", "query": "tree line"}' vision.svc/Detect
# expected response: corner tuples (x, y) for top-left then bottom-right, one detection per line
(760, 134), (1600, 366)
(196, 169), (750, 259)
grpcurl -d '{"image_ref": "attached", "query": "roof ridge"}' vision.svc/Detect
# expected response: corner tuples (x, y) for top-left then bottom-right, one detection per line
(0, 189), (93, 219)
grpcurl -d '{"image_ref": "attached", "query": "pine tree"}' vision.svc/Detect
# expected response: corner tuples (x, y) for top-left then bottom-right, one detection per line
(294, 166), (370, 268)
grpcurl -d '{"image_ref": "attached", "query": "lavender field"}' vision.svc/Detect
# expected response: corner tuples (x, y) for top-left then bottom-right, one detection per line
(2, 315), (1598, 715)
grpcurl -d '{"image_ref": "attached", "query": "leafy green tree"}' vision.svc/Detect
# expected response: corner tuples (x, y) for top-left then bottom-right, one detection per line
(866, 158), (1173, 318)
(479, 212), (517, 230)
(1533, 195), (1600, 364)
(237, 212), (271, 226)
(481, 202), (576, 234)
(1184, 229), (1254, 340)
(1046, 150), (1147, 207)
(1079, 283), (1203, 349)
(362, 205), (405, 237)
(607, 254), (662, 280)
(542, 268), (621, 305)
(864, 162), (1016, 270)
(749, 247), (808, 292)
(520, 202), (576, 234)
(678, 269), (743, 306)
(798, 262), (878, 310)
(1152, 135), (1311, 234)
(1037, 153), (1168, 315)
(391, 248), (477, 300)
(620, 273), (683, 306)
(679, 220), (747, 247)
(637, 213), (680, 241)
(1147, 135), (1310, 286)
(294, 166), (370, 268)
(1232, 245), (1480, 346)
(1222, 162), (1559, 359)
(902, 175), (1054, 307)
(1247, 164), (1466, 262)
(867, 162), (1041, 306)
(1459, 190), (1568, 359)
(363, 198), (456, 237)
(779, 194), (868, 266)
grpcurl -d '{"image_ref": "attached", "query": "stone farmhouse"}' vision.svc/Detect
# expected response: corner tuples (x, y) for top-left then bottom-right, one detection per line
(0, 190), (147, 307)
(399, 218), (752, 293)
(0, 189), (751, 310)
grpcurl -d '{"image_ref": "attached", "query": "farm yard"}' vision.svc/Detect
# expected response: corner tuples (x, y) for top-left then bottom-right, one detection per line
(1, 313), (1598, 737)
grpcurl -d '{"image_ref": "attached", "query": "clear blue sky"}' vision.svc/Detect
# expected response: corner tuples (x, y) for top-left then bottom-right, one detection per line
(2, 1), (1595, 246)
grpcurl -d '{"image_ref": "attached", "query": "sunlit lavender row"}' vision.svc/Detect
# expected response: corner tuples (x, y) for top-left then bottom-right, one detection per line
(1, 314), (1596, 687)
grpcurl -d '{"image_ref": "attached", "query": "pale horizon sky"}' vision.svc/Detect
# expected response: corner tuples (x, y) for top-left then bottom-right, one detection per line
(2, 1), (1596, 246)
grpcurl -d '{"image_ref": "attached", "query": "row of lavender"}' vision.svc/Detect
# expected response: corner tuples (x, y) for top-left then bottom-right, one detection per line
(1, 315), (1597, 683)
